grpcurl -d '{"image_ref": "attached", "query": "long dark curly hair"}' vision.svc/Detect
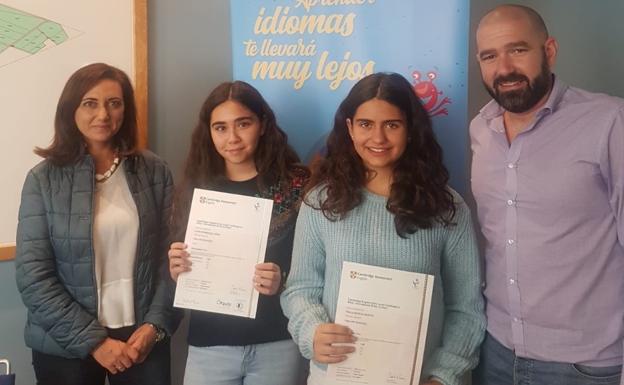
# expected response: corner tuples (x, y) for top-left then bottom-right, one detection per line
(172, 81), (308, 238)
(307, 72), (455, 237)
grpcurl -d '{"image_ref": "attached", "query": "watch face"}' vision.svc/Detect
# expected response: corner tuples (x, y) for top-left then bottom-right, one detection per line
(147, 323), (165, 341)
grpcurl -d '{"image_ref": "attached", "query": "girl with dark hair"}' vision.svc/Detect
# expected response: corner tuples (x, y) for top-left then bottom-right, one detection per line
(281, 73), (485, 385)
(168, 81), (309, 385)
(15, 63), (177, 385)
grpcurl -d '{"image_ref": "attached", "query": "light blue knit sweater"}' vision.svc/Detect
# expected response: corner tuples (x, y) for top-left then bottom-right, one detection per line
(280, 187), (485, 385)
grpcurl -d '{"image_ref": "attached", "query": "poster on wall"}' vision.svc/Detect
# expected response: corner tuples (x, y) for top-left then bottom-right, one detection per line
(0, 1), (145, 254)
(230, 0), (470, 193)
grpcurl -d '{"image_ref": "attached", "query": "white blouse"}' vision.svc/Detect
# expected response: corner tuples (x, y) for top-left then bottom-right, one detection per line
(93, 160), (139, 328)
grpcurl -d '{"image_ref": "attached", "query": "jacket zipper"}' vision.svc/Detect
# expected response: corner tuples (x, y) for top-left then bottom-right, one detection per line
(128, 157), (143, 326)
(89, 156), (100, 319)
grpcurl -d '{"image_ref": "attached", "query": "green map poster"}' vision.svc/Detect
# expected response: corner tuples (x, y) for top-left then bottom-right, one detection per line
(1, 0), (135, 247)
(0, 3), (80, 67)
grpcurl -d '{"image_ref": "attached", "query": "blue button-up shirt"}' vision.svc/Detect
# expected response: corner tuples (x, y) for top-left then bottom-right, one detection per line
(470, 77), (624, 366)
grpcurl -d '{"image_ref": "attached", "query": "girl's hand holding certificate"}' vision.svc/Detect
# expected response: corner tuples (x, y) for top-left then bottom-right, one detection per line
(169, 243), (281, 297)
(168, 242), (191, 282)
(253, 262), (281, 295)
(313, 323), (357, 364)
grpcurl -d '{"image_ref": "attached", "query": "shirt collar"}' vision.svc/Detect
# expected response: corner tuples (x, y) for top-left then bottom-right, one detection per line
(479, 75), (569, 121)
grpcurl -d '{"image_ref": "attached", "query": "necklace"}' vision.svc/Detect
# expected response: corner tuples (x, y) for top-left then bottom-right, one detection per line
(95, 156), (120, 183)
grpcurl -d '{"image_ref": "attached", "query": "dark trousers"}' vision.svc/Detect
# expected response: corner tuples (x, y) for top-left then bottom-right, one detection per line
(32, 326), (170, 385)
(473, 332), (622, 385)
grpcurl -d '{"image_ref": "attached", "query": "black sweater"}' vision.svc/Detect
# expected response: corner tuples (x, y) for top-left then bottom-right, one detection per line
(187, 176), (302, 347)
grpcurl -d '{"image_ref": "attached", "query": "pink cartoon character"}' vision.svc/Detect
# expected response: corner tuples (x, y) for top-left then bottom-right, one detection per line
(412, 70), (451, 117)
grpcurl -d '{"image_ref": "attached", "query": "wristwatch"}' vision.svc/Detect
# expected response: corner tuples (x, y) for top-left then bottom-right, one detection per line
(145, 323), (166, 342)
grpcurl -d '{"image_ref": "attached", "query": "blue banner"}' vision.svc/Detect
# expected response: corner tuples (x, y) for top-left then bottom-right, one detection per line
(231, 0), (470, 193)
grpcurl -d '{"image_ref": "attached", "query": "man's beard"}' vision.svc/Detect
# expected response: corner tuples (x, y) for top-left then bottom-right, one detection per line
(484, 54), (552, 113)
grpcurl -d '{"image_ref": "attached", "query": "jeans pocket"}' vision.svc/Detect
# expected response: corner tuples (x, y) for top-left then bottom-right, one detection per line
(571, 363), (621, 380)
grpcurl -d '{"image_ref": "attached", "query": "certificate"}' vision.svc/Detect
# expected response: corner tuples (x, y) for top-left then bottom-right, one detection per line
(173, 188), (273, 318)
(327, 262), (434, 385)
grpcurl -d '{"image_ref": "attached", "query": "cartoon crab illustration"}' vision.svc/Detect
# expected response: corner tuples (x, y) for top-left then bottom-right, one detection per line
(412, 71), (451, 117)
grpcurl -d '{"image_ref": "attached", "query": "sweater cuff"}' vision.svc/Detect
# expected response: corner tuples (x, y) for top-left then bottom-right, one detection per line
(424, 350), (471, 385)
(426, 371), (460, 385)
(299, 318), (322, 360)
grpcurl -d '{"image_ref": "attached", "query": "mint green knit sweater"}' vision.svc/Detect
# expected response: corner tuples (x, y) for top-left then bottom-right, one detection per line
(280, 187), (485, 385)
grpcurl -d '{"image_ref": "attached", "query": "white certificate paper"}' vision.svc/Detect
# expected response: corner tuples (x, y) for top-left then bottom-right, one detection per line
(327, 262), (434, 385)
(173, 188), (273, 318)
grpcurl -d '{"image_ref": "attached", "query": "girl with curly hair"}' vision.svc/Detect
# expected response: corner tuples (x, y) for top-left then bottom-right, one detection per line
(281, 72), (485, 385)
(168, 81), (309, 385)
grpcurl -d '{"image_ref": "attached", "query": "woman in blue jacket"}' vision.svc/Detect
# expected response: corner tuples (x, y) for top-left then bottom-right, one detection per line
(15, 63), (177, 385)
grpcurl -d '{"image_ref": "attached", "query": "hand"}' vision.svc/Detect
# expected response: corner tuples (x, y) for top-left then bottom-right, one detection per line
(312, 323), (356, 364)
(91, 337), (139, 374)
(127, 324), (158, 363)
(168, 242), (191, 281)
(254, 262), (281, 295)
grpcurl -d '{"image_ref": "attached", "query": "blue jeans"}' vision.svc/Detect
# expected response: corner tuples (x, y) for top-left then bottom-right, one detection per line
(184, 339), (306, 385)
(473, 333), (622, 385)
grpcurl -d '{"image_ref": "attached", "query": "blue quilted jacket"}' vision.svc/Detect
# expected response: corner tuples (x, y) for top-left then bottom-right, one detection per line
(15, 150), (179, 359)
